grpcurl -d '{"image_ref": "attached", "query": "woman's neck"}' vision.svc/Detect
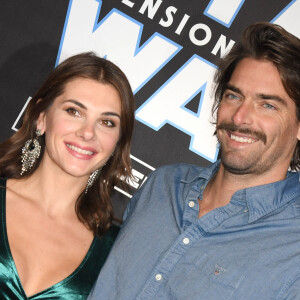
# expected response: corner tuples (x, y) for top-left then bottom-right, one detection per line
(8, 161), (88, 218)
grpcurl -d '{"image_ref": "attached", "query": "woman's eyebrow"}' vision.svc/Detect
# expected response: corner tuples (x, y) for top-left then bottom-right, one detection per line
(62, 99), (87, 109)
(101, 112), (121, 119)
(63, 99), (121, 118)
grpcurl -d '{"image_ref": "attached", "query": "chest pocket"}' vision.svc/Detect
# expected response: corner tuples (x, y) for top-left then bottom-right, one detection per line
(163, 248), (246, 300)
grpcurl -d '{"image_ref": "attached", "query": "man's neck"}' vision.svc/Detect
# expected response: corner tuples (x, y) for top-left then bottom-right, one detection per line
(198, 162), (289, 218)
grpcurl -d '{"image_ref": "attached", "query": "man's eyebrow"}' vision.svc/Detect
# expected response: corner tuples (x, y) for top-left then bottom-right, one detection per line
(256, 93), (287, 106)
(63, 99), (87, 109)
(224, 84), (243, 95)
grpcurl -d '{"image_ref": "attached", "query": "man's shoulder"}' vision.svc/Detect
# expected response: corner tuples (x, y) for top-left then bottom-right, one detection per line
(149, 163), (208, 182)
(125, 163), (208, 216)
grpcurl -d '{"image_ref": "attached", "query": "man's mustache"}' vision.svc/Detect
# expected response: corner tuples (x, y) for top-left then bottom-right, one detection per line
(216, 122), (267, 144)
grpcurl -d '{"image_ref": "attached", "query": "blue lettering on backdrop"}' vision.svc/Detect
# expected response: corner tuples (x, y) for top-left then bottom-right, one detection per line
(271, 0), (300, 38)
(204, 0), (245, 28)
(56, 0), (181, 93)
(136, 55), (218, 162)
(91, 7), (182, 93)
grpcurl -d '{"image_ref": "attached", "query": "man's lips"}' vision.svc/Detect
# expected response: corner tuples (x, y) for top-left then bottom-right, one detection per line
(216, 122), (267, 144)
(229, 132), (256, 144)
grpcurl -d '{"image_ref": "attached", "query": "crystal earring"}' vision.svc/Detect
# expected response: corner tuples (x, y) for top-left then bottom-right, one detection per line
(85, 169), (101, 193)
(20, 129), (42, 176)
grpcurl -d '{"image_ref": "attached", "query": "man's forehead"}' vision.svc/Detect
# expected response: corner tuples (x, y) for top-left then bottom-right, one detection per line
(228, 59), (289, 97)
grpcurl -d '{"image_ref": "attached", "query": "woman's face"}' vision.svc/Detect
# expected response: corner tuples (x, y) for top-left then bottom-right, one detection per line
(37, 77), (121, 179)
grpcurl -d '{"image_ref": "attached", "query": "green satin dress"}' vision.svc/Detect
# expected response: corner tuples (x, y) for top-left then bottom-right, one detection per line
(0, 178), (120, 299)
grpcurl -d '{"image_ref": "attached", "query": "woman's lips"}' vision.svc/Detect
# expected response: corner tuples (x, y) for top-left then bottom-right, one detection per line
(65, 142), (97, 159)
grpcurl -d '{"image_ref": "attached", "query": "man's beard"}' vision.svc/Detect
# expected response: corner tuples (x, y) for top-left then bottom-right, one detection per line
(216, 121), (269, 175)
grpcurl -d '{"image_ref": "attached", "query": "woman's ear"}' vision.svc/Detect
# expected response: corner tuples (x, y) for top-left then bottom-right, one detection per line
(36, 111), (46, 135)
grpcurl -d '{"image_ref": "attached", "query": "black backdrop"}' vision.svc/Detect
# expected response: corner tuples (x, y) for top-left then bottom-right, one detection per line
(0, 0), (298, 220)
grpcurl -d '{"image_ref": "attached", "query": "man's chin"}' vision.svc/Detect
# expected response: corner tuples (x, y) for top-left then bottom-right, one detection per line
(222, 164), (252, 175)
(221, 156), (255, 175)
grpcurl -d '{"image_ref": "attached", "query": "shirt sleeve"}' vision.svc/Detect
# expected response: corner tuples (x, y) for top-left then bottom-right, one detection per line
(122, 171), (152, 221)
(122, 185), (143, 221)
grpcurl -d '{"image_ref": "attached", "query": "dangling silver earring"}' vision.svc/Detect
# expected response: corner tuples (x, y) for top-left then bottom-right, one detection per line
(85, 169), (101, 194)
(20, 129), (42, 176)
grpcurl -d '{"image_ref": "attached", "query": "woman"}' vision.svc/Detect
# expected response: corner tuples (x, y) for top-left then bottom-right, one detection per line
(0, 52), (135, 299)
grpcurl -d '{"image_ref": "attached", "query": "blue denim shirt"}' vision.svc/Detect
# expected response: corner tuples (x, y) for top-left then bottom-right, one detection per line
(88, 161), (300, 300)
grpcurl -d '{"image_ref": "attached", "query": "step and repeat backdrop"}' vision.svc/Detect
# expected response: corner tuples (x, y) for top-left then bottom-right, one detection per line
(0, 0), (299, 219)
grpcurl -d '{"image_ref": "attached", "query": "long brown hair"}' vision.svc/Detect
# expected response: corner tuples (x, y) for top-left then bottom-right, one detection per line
(213, 22), (300, 170)
(0, 52), (135, 236)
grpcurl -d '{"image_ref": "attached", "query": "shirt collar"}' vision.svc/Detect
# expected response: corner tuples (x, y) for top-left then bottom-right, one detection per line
(180, 160), (220, 184)
(244, 171), (300, 223)
(182, 160), (300, 223)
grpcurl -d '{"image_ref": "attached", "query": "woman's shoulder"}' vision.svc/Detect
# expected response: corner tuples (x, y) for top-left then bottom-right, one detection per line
(87, 225), (120, 269)
(95, 225), (120, 247)
(0, 177), (7, 188)
(102, 224), (120, 240)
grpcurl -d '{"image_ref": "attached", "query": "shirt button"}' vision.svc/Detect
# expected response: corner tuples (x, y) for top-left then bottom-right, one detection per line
(155, 274), (162, 281)
(188, 201), (195, 208)
(183, 237), (190, 245)
(243, 209), (248, 213)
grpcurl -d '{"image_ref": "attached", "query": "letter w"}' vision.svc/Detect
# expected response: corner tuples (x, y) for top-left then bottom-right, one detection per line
(56, 0), (181, 92)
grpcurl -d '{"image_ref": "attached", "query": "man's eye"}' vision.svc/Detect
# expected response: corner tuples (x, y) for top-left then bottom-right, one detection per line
(66, 108), (80, 116)
(263, 103), (276, 110)
(227, 93), (239, 100)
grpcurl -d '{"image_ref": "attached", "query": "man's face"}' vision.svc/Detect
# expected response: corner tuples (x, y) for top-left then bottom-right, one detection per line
(216, 58), (300, 176)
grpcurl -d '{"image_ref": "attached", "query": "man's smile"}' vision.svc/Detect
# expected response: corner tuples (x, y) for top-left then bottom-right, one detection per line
(229, 132), (256, 144)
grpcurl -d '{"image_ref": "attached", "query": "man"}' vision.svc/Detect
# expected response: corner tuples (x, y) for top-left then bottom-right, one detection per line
(88, 22), (300, 299)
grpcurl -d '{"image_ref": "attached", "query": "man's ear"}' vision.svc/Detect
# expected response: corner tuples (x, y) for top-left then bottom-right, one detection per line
(36, 110), (46, 134)
(297, 123), (300, 141)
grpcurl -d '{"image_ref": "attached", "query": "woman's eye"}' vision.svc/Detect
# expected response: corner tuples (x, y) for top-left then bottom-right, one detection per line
(66, 108), (80, 116)
(100, 119), (115, 127)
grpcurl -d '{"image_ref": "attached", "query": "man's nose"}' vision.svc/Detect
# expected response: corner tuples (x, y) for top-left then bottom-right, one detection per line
(232, 100), (254, 126)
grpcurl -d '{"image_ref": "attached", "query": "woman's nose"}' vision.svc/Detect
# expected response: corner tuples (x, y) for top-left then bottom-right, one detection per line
(75, 122), (96, 141)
